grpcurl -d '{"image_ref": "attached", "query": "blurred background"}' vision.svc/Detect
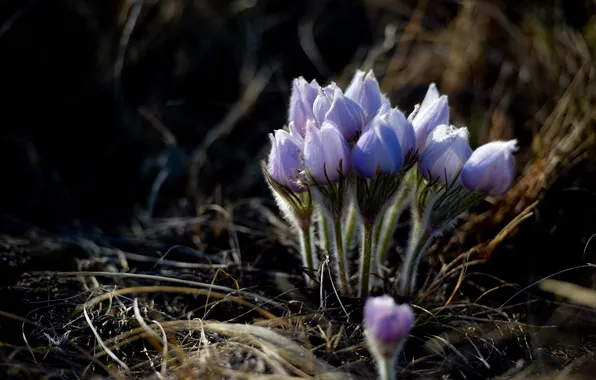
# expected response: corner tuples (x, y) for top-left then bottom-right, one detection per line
(2, 0), (596, 378)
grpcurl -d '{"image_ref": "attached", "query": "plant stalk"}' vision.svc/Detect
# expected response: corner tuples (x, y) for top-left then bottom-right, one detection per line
(333, 218), (350, 296)
(378, 358), (397, 380)
(358, 223), (374, 297)
(343, 201), (357, 253)
(299, 224), (315, 286)
(376, 188), (409, 268)
(319, 211), (331, 256)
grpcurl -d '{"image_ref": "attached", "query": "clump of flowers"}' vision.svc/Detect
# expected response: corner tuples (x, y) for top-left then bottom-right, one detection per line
(263, 69), (518, 297)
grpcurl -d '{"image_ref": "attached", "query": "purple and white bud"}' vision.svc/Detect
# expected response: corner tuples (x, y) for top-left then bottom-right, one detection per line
(418, 124), (473, 184)
(266, 129), (305, 192)
(409, 84), (449, 152)
(313, 84), (366, 142)
(364, 295), (415, 360)
(289, 77), (320, 136)
(345, 70), (390, 123)
(461, 140), (518, 195)
(353, 106), (415, 178)
(304, 120), (352, 183)
(379, 105), (417, 162)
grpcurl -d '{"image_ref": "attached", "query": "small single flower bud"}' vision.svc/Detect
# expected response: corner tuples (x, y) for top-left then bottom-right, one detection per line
(288, 77), (320, 136)
(378, 104), (416, 161)
(409, 84), (449, 152)
(352, 106), (415, 178)
(461, 140), (518, 195)
(313, 84), (336, 125)
(304, 120), (352, 183)
(418, 124), (472, 184)
(266, 129), (305, 192)
(316, 85), (366, 142)
(364, 295), (415, 360)
(345, 70), (390, 123)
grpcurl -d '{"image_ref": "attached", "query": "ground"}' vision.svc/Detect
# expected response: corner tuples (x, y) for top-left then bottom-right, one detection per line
(1, 0), (596, 379)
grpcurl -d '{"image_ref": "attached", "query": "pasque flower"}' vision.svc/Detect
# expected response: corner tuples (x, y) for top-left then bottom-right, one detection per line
(353, 106), (415, 178)
(304, 120), (352, 183)
(409, 83), (449, 152)
(289, 77), (320, 136)
(418, 124), (472, 184)
(345, 70), (390, 123)
(461, 140), (518, 195)
(266, 129), (305, 192)
(313, 83), (365, 141)
(364, 296), (415, 359)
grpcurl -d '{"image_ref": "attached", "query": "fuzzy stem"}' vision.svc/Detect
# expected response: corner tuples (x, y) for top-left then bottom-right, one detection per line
(407, 236), (434, 295)
(333, 218), (350, 296)
(299, 224), (315, 286)
(376, 188), (409, 268)
(378, 358), (397, 380)
(319, 211), (331, 256)
(358, 223), (374, 297)
(398, 216), (432, 297)
(343, 201), (357, 253)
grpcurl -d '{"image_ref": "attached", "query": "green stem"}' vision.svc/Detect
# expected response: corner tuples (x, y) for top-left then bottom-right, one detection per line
(358, 223), (374, 297)
(343, 201), (357, 253)
(378, 358), (396, 380)
(319, 211), (331, 256)
(299, 225), (315, 286)
(376, 189), (409, 268)
(333, 218), (350, 296)
(398, 217), (432, 296)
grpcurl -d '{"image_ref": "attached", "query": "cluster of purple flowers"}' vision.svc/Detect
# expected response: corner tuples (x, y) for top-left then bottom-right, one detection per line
(264, 69), (518, 298)
(264, 70), (520, 379)
(267, 70), (517, 200)
(267, 70), (414, 193)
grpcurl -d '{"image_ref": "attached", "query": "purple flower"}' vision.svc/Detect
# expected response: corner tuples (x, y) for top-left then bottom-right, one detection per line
(289, 77), (320, 136)
(409, 83), (449, 152)
(352, 106), (415, 178)
(266, 129), (305, 192)
(461, 140), (518, 195)
(304, 120), (352, 183)
(364, 296), (414, 357)
(380, 105), (417, 161)
(345, 70), (390, 123)
(313, 83), (366, 141)
(418, 124), (473, 184)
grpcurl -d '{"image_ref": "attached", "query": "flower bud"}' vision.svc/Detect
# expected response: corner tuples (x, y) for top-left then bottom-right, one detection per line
(379, 105), (416, 161)
(267, 129), (305, 192)
(314, 84), (366, 141)
(345, 70), (390, 123)
(313, 84), (336, 125)
(304, 120), (352, 183)
(288, 77), (320, 136)
(364, 296), (415, 359)
(419, 124), (472, 184)
(409, 84), (449, 152)
(461, 140), (518, 195)
(352, 106), (414, 178)
(287, 121), (304, 146)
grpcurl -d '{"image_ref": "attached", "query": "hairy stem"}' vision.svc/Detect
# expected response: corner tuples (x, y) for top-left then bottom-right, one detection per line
(358, 223), (374, 297)
(333, 218), (350, 296)
(376, 188), (409, 269)
(378, 358), (397, 380)
(299, 224), (315, 286)
(398, 216), (432, 297)
(319, 211), (331, 256)
(342, 201), (357, 253)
